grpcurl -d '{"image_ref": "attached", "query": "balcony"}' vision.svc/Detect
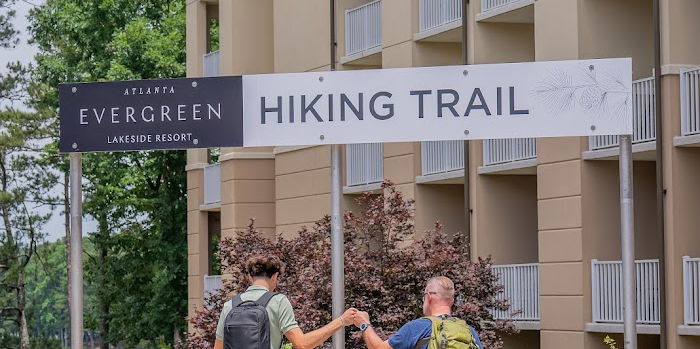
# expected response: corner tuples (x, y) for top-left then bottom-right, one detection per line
(416, 141), (464, 184)
(344, 143), (383, 194)
(587, 259), (661, 334)
(585, 77), (656, 160)
(341, 0), (382, 66)
(491, 263), (540, 329)
(683, 257), (700, 328)
(675, 67), (700, 147)
(202, 163), (221, 210)
(203, 50), (220, 77)
(414, 0), (463, 42)
(478, 138), (536, 175)
(476, 0), (534, 23)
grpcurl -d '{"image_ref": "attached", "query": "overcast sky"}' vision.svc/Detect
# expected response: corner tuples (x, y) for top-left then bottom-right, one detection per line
(2, 0), (97, 242)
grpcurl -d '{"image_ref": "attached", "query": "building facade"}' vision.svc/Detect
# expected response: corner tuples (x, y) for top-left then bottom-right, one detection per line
(185, 1), (700, 348)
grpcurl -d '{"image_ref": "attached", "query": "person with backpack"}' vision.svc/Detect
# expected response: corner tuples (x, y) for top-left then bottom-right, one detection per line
(213, 255), (358, 349)
(353, 276), (484, 349)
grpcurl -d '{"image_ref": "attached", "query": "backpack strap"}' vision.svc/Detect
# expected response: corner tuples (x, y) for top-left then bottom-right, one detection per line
(254, 291), (279, 307)
(414, 337), (430, 349)
(231, 294), (245, 308)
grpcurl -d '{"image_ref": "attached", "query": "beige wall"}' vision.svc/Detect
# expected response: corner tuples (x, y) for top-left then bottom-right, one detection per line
(661, 0), (700, 66)
(578, 0), (654, 79)
(220, 0), (274, 75)
(275, 146), (332, 235)
(473, 23), (534, 64)
(185, 0), (209, 330)
(475, 175), (538, 264)
(274, 0), (330, 72)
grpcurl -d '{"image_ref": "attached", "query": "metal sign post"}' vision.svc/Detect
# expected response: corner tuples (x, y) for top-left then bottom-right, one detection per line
(329, 2), (345, 349)
(69, 153), (83, 349)
(619, 134), (637, 349)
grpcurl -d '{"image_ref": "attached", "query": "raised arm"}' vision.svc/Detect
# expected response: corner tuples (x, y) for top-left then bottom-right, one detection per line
(284, 308), (357, 349)
(354, 311), (392, 349)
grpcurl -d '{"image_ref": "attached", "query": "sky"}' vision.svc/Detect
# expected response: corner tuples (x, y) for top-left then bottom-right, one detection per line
(2, 0), (97, 242)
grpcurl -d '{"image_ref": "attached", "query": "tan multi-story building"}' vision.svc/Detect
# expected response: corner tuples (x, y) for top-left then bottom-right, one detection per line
(185, 1), (700, 348)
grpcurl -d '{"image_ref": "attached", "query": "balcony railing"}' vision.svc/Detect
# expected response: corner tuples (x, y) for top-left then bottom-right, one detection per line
(483, 138), (536, 166)
(203, 50), (220, 77)
(421, 140), (464, 176)
(203, 274), (222, 296)
(419, 0), (462, 32)
(683, 256), (700, 325)
(681, 67), (700, 136)
(591, 259), (660, 324)
(481, 0), (522, 13)
(346, 143), (383, 187)
(203, 163), (221, 205)
(589, 77), (656, 150)
(491, 263), (540, 321)
(345, 0), (381, 56)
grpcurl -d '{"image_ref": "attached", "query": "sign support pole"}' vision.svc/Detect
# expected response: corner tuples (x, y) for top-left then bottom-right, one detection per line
(329, 1), (345, 349)
(330, 144), (344, 349)
(69, 153), (84, 349)
(461, 0), (471, 256)
(619, 134), (637, 349)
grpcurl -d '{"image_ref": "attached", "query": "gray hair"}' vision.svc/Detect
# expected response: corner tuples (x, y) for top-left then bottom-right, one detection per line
(426, 276), (455, 302)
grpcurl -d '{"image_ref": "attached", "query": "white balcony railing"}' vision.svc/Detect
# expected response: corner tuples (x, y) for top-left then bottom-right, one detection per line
(203, 163), (221, 204)
(203, 50), (220, 77)
(419, 0), (462, 32)
(346, 143), (383, 187)
(421, 140), (464, 176)
(681, 67), (700, 136)
(481, 0), (522, 13)
(491, 263), (540, 321)
(683, 256), (700, 325)
(483, 138), (536, 166)
(345, 0), (382, 56)
(589, 77), (656, 150)
(591, 259), (660, 324)
(203, 274), (222, 296)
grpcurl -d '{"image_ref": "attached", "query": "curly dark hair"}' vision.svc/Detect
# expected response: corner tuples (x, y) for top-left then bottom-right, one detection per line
(245, 255), (286, 278)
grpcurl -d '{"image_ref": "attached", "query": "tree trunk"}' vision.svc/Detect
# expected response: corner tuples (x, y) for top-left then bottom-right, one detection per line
(17, 272), (30, 349)
(173, 326), (181, 346)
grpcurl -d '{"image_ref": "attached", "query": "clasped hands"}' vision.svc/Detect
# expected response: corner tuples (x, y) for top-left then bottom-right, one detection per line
(338, 308), (371, 328)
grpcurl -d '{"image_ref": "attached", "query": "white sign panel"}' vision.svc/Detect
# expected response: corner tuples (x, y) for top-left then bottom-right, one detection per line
(242, 58), (632, 146)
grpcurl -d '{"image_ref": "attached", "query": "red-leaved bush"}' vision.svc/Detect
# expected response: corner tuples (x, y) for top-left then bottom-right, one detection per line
(183, 182), (517, 349)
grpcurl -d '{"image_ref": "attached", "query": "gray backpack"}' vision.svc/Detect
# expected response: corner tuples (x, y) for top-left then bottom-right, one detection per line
(224, 291), (279, 349)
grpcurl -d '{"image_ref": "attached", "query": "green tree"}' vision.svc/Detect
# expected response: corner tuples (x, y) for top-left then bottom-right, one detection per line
(29, 0), (188, 347)
(0, 2), (58, 348)
(0, 103), (56, 349)
(24, 240), (67, 342)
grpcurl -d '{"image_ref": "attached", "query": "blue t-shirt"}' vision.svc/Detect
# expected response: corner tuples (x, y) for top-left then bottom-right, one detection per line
(388, 318), (484, 349)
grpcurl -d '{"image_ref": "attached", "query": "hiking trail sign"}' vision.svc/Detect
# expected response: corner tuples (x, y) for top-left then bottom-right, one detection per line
(60, 57), (638, 349)
(59, 58), (632, 152)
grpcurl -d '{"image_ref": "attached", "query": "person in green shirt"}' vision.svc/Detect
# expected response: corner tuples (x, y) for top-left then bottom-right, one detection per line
(214, 255), (357, 349)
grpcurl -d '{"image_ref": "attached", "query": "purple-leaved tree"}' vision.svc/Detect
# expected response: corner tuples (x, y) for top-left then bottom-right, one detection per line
(183, 182), (517, 349)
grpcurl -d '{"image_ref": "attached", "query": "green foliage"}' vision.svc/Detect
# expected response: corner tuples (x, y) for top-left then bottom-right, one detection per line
(0, 0), (19, 49)
(603, 335), (618, 349)
(28, 0), (189, 347)
(24, 240), (68, 338)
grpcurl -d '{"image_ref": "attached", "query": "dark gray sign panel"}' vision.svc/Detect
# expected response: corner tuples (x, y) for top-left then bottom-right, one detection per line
(59, 76), (243, 152)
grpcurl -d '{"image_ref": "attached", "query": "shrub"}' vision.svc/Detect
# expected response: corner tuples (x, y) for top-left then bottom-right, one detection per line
(183, 182), (516, 349)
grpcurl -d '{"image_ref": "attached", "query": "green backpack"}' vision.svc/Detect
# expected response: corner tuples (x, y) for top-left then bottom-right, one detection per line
(413, 316), (479, 349)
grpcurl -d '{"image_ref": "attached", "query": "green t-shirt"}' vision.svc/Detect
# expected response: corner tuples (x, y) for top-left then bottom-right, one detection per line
(216, 285), (299, 349)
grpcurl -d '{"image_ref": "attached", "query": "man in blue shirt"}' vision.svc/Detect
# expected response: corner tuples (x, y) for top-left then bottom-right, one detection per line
(353, 276), (483, 349)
